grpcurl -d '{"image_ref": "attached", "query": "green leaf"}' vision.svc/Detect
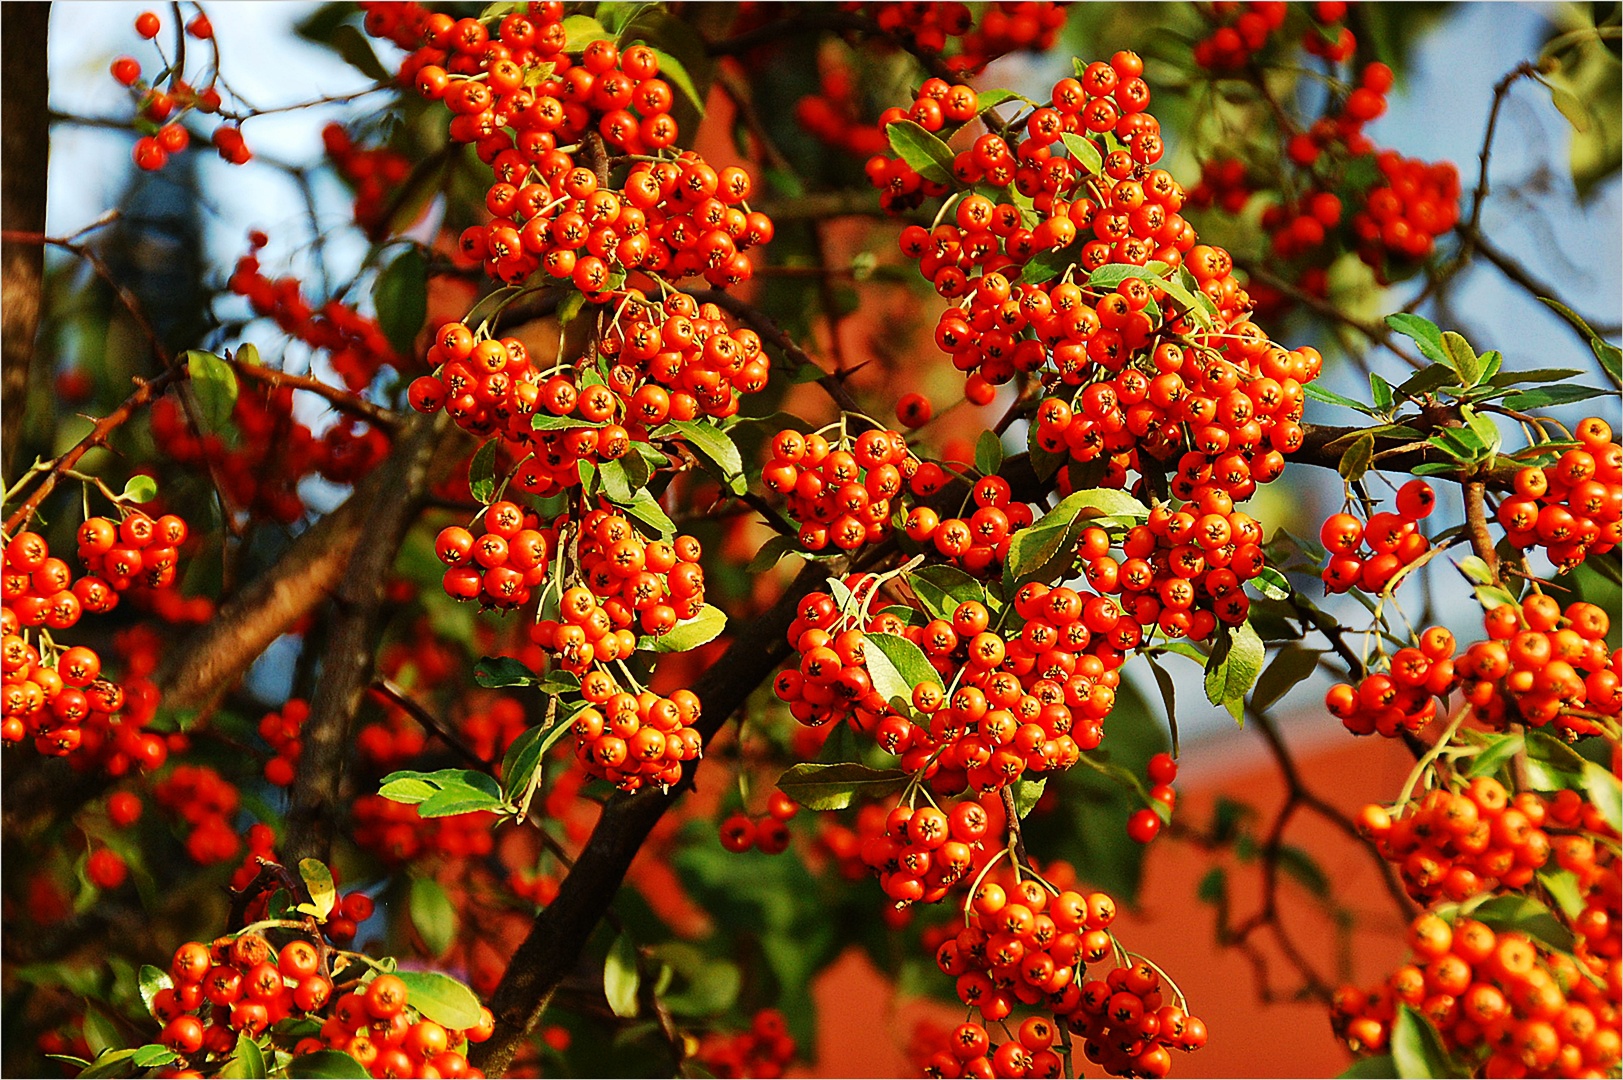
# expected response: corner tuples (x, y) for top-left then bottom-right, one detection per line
(1487, 366), (1585, 387)
(1369, 373), (1394, 412)
(976, 88), (1023, 112)
(1581, 759), (1622, 834)
(1250, 565), (1291, 601)
(474, 656), (539, 688)
(379, 769), (506, 817)
(1391, 1004), (1469, 1078)
(395, 971), (484, 1029)
(1303, 383), (1375, 413)
(120, 475), (157, 503)
(1278, 845), (1330, 896)
(500, 724), (547, 804)
(409, 877), (458, 958)
(1251, 644), (1323, 714)
(1467, 733), (1524, 778)
(746, 533), (798, 573)
(1204, 621), (1265, 722)
(298, 859), (336, 920)
(1337, 434), (1376, 482)
(330, 23), (391, 81)
(418, 784), (506, 818)
(76, 1048), (136, 1079)
(285, 1050), (370, 1079)
(907, 564), (986, 622)
(1196, 866), (1227, 905)
(650, 48), (704, 114)
(531, 414), (596, 431)
(82, 1003), (121, 1059)
(664, 420), (745, 494)
(657, 952), (741, 1017)
(215, 1032), (268, 1079)
(975, 430), (1004, 476)
(776, 762), (910, 811)
(136, 966), (170, 1014)
(1060, 132), (1102, 177)
(1441, 331), (1483, 387)
(129, 1046), (177, 1069)
(1385, 313), (1449, 365)
(864, 632), (938, 712)
(1016, 239), (1081, 283)
(468, 440), (499, 504)
(1144, 654), (1179, 757)
(1398, 363), (1462, 399)
(561, 13), (610, 50)
(885, 120), (955, 184)
(1006, 488), (1148, 587)
(1011, 779), (1046, 818)
(186, 349), (238, 433)
(595, 458), (635, 503)
(1538, 869), (1585, 920)
(639, 603), (726, 653)
(1467, 894), (1575, 953)
(373, 247), (427, 357)
(1339, 1055), (1399, 1079)
(619, 489), (676, 541)
(1501, 385), (1608, 410)
(604, 933), (641, 1019)
(1547, 81), (1591, 132)
(1538, 297), (1622, 386)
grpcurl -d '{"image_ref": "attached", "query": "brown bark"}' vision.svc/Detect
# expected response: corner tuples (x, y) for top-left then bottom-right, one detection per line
(2, 3), (50, 479)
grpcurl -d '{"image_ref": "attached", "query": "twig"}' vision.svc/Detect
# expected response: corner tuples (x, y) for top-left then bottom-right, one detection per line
(370, 677), (492, 770)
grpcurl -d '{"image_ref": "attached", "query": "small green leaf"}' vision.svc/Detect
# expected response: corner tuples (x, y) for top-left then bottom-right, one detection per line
(1385, 313), (1449, 365)
(468, 440), (499, 504)
(1581, 759), (1621, 834)
(664, 420), (745, 494)
(215, 1032), (268, 1079)
(330, 23), (391, 81)
(1196, 866), (1227, 905)
(1060, 132), (1102, 176)
(186, 349), (239, 433)
(285, 1050), (370, 1079)
(1466, 734), (1524, 778)
(1441, 331), (1483, 387)
(1391, 1004), (1469, 1078)
(1467, 894), (1575, 953)
(604, 933), (641, 1019)
(1016, 239), (1081, 283)
(81, 1003), (122, 1058)
(1538, 869), (1584, 920)
(1338, 434), (1375, 482)
(1398, 363), (1462, 399)
(1251, 644), (1323, 713)
(396, 971), (485, 1029)
(907, 564), (987, 622)
(531, 413), (595, 431)
(409, 877), (458, 958)
(130, 1045), (178, 1068)
(561, 13), (610, 50)
(974, 430), (1004, 476)
(1304, 383), (1376, 413)
(746, 534), (797, 573)
(1204, 621), (1265, 722)
(976, 88), (1023, 113)
(474, 656), (539, 688)
(638, 603), (726, 653)
(1144, 654), (1179, 756)
(864, 632), (938, 712)
(1369, 373), (1394, 412)
(373, 247), (428, 357)
(1011, 779), (1046, 818)
(1338, 1055), (1399, 1079)
(885, 119), (956, 184)
(120, 475), (158, 503)
(1250, 566), (1291, 601)
(620, 489), (676, 541)
(1547, 81), (1591, 132)
(1501, 385), (1608, 410)
(137, 966), (171, 1014)
(298, 859), (336, 920)
(776, 762), (910, 811)
(650, 48), (704, 114)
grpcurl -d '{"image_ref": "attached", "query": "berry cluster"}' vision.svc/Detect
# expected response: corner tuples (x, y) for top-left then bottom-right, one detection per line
(696, 1008), (797, 1079)
(902, 476), (1037, 578)
(1333, 912), (1620, 1075)
(228, 237), (406, 393)
(1318, 478), (1436, 595)
(763, 427), (918, 553)
(435, 501), (555, 611)
(1357, 778), (1554, 903)
(112, 11), (251, 172)
(154, 934), (494, 1077)
(574, 508), (708, 636)
(1348, 151), (1463, 269)
(935, 867), (1209, 1079)
(352, 793), (498, 865)
(850, 2), (1066, 72)
(321, 123), (414, 240)
(363, 2), (771, 291)
(1190, 0), (1289, 71)
(1496, 417), (1621, 571)
(717, 792), (797, 855)
(3, 524), (175, 768)
(565, 676), (704, 791)
(258, 698), (308, 787)
(1328, 595), (1619, 740)
(153, 765), (247, 866)
(794, 58), (888, 158)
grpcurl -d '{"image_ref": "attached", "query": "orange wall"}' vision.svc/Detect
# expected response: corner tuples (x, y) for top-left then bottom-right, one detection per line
(801, 720), (1418, 1078)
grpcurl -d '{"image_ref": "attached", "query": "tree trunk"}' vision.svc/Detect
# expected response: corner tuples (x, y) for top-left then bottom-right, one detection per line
(2, 3), (50, 481)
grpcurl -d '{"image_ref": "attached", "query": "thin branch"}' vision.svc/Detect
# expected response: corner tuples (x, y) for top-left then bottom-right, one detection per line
(229, 354), (399, 431)
(370, 677), (492, 770)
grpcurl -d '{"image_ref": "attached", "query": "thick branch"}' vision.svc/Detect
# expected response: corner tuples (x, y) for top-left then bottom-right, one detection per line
(471, 560), (830, 1076)
(1, 3), (50, 480)
(284, 412), (450, 867)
